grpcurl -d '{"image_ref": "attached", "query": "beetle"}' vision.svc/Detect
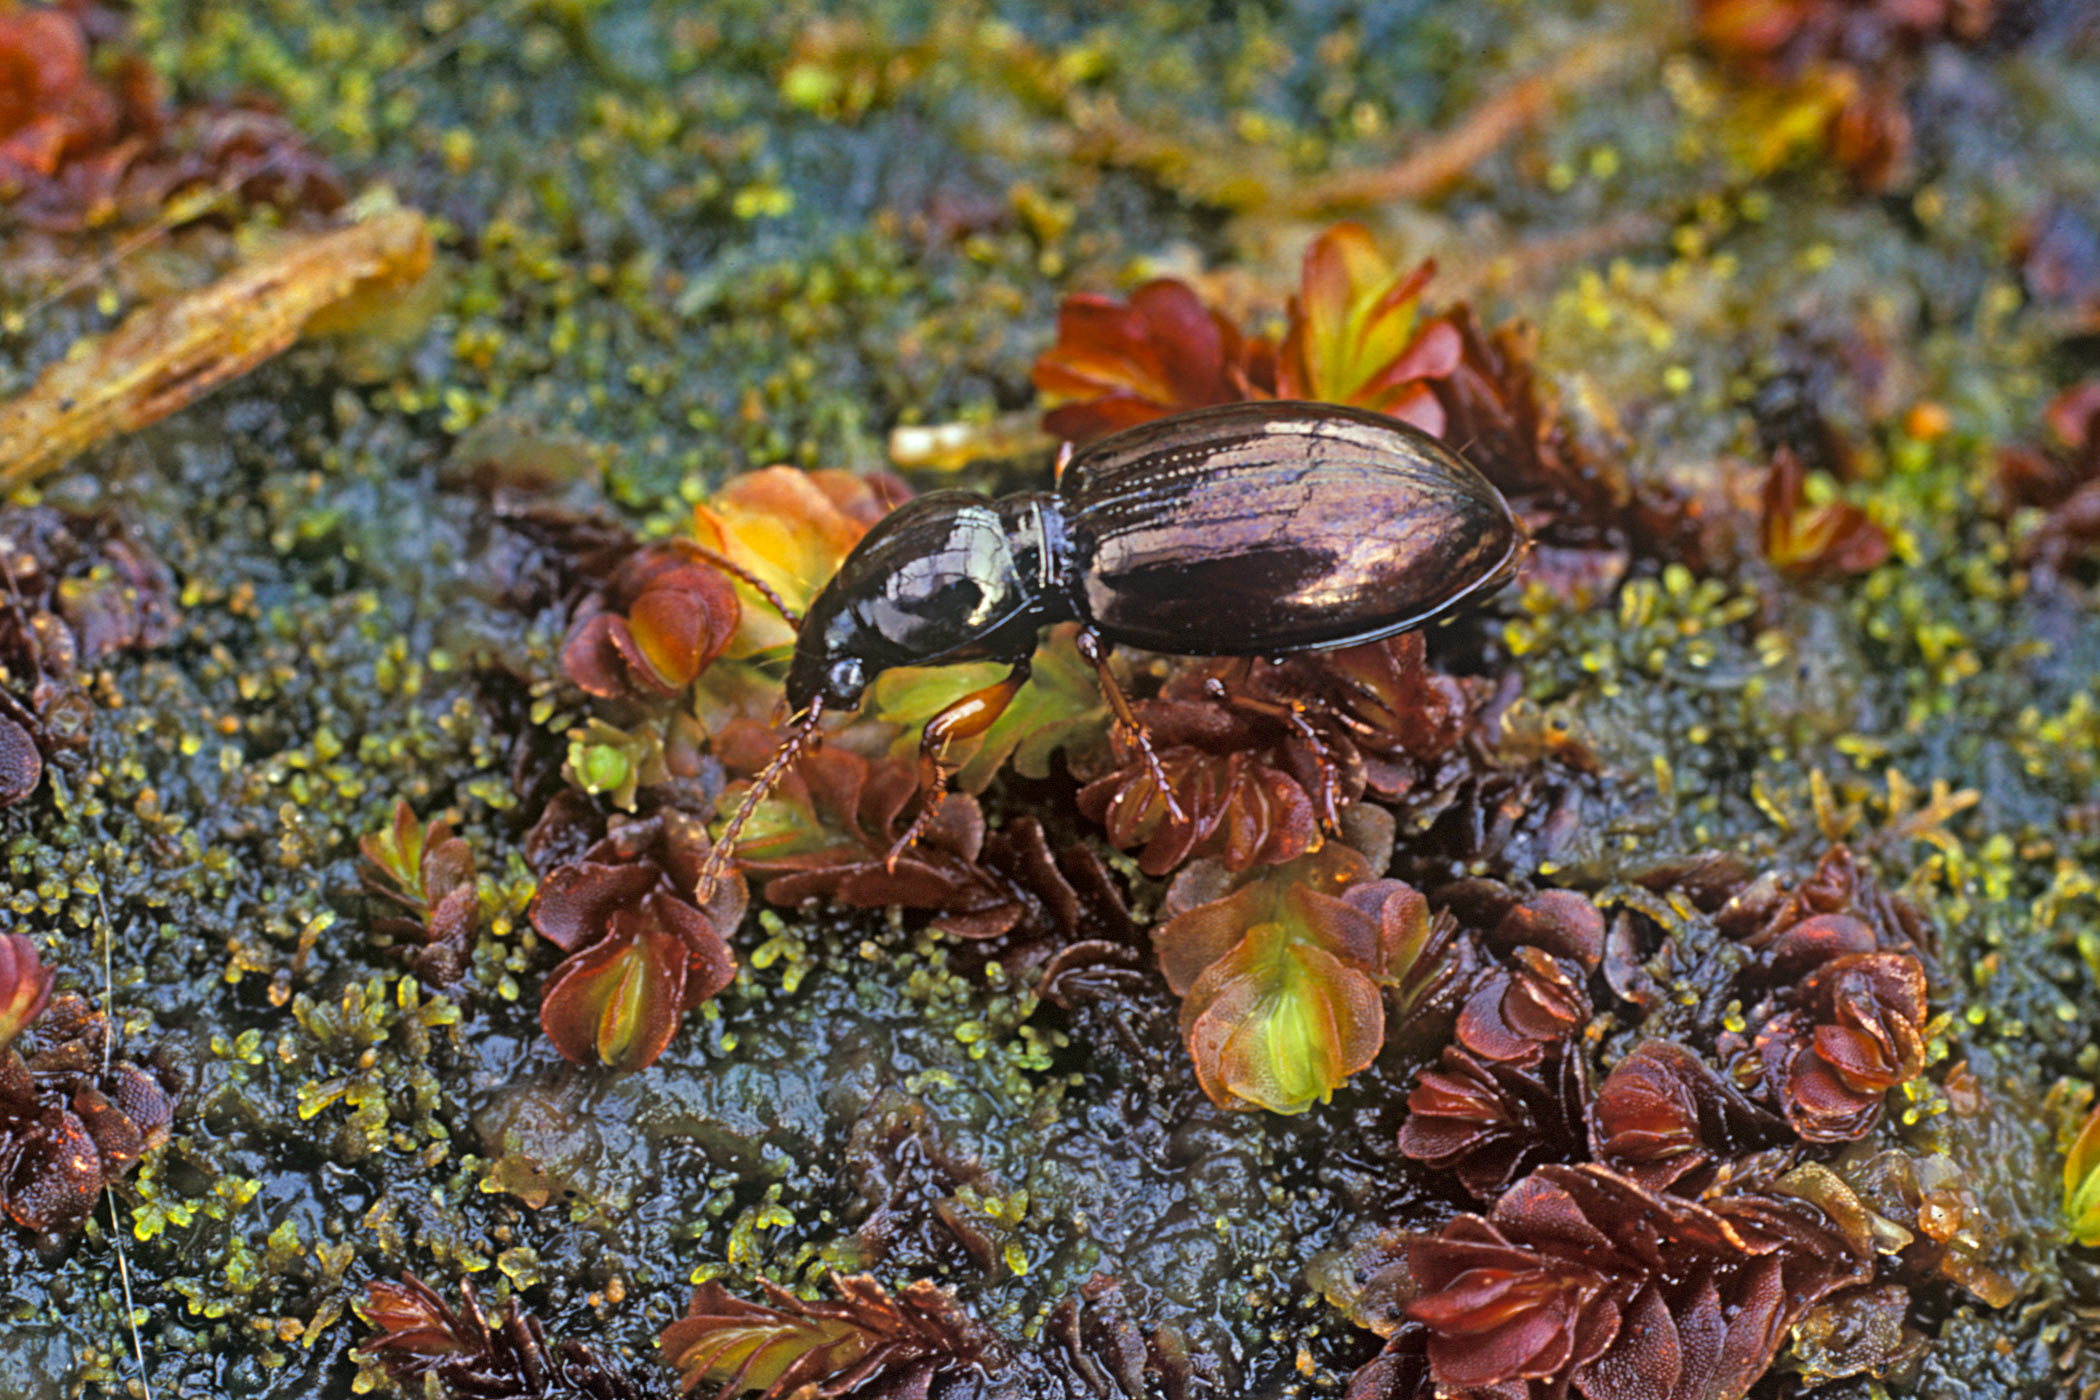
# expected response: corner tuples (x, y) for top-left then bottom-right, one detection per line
(700, 399), (1522, 894)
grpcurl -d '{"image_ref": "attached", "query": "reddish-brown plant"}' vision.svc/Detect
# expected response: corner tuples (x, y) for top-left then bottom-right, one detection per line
(1272, 222), (1462, 432)
(1997, 380), (2100, 573)
(690, 465), (910, 660)
(1238, 629), (1479, 804)
(713, 724), (1030, 939)
(562, 543), (741, 701)
(1482, 889), (1609, 973)
(1714, 844), (1934, 979)
(0, 504), (180, 804)
(0, 933), (52, 1051)
(0, 8), (125, 189)
(1338, 875), (1471, 1035)
(1032, 222), (1468, 444)
(529, 809), (746, 1071)
(0, 5), (341, 230)
(1075, 632), (1482, 881)
(1695, 0), (1994, 188)
(1153, 844), (1441, 1113)
(972, 815), (1135, 958)
(357, 1272), (670, 1399)
(361, 800), (479, 986)
(1591, 1040), (1785, 1192)
(0, 989), (182, 1233)
(1754, 950), (1927, 1142)
(0, 701), (38, 807)
(1405, 1163), (1872, 1400)
(1455, 945), (1591, 1066)
(1759, 450), (1891, 577)
(1399, 1041), (1588, 1198)
(1031, 279), (1268, 443)
(1077, 733), (1320, 879)
(1696, 0), (1993, 76)
(660, 1272), (1001, 1400)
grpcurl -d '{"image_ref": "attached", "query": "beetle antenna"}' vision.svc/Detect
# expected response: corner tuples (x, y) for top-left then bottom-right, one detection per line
(1052, 438), (1075, 487)
(697, 695), (824, 904)
(688, 545), (804, 631)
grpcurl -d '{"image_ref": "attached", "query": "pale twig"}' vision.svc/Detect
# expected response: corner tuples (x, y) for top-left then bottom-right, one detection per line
(1272, 35), (1649, 216)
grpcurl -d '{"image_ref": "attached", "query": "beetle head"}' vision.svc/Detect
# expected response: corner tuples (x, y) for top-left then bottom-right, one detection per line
(784, 644), (865, 713)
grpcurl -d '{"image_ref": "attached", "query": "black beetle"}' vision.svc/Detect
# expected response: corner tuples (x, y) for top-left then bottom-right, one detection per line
(702, 400), (1521, 891)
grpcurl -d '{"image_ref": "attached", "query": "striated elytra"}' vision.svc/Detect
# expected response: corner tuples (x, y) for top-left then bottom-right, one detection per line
(785, 400), (1523, 714)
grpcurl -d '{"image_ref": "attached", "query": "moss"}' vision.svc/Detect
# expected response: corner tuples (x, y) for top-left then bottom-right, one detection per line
(0, 0), (2096, 1394)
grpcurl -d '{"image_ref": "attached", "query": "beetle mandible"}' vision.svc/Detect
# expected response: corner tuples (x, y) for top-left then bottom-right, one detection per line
(700, 399), (1522, 895)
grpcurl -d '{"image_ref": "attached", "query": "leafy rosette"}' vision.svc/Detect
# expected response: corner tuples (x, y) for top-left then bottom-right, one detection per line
(690, 466), (909, 658)
(1399, 1042), (1588, 1199)
(1590, 1040), (1785, 1194)
(1030, 279), (1268, 443)
(1752, 950), (1928, 1143)
(1079, 731), (1321, 879)
(711, 722), (1033, 939)
(562, 542), (741, 701)
(0, 934), (53, 1053)
(360, 800), (479, 985)
(357, 1273), (669, 1398)
(1759, 451), (1890, 578)
(0, 989), (183, 1233)
(1273, 221), (1461, 432)
(660, 1272), (1001, 1399)
(1405, 1163), (1872, 1400)
(1030, 221), (1466, 444)
(528, 810), (746, 1072)
(1075, 631), (1484, 881)
(1455, 945), (1592, 1067)
(1153, 845), (1449, 1113)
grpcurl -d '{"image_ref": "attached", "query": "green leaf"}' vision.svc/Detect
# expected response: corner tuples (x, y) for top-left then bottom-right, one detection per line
(869, 624), (1107, 793)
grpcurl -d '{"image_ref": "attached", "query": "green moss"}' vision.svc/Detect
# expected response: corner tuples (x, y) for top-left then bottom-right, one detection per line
(0, 0), (2096, 1393)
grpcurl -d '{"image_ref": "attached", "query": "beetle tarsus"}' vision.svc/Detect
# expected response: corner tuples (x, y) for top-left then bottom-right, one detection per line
(884, 789), (945, 873)
(1204, 675), (1348, 831)
(1076, 628), (1188, 826)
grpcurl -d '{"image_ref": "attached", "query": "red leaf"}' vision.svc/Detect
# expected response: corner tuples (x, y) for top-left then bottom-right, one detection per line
(1032, 279), (1267, 444)
(539, 911), (686, 1071)
(0, 933), (53, 1051)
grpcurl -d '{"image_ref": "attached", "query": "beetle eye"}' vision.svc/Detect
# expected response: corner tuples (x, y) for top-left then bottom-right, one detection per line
(825, 657), (867, 707)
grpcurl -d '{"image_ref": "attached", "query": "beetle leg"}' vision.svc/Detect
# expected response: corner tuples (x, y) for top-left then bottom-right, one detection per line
(884, 660), (1032, 872)
(1203, 677), (1348, 831)
(1052, 438), (1074, 487)
(1074, 628), (1189, 826)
